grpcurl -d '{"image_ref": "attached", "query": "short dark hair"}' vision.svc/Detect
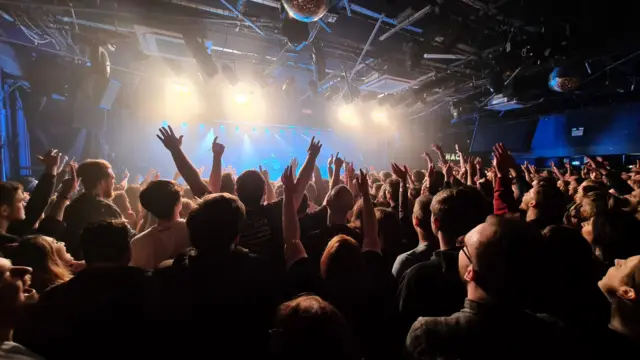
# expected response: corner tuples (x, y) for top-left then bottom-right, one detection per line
(236, 170), (265, 206)
(139, 180), (182, 220)
(186, 193), (246, 253)
(413, 194), (433, 232)
(532, 184), (566, 225)
(81, 220), (131, 265)
(385, 178), (401, 204)
(0, 182), (22, 208)
(77, 160), (112, 190)
(431, 187), (490, 242)
(412, 170), (426, 185)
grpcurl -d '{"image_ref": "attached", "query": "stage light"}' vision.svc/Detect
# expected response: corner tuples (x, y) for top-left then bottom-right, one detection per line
(170, 81), (190, 94)
(199, 124), (205, 130)
(182, 122), (188, 127)
(338, 104), (358, 124)
(234, 93), (248, 104)
(162, 120), (169, 127)
(252, 127), (256, 132)
(220, 125), (224, 129)
(372, 110), (387, 123)
(265, 128), (269, 134)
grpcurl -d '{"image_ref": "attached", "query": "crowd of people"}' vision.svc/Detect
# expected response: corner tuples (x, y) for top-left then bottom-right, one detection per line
(0, 124), (639, 359)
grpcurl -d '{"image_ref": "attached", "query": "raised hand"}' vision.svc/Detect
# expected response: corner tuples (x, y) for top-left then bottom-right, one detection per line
(492, 143), (517, 174)
(334, 152), (344, 169)
(422, 151), (433, 165)
(431, 143), (443, 154)
(346, 162), (356, 179)
(290, 158), (299, 171)
(59, 162), (79, 198)
(391, 163), (408, 182)
(328, 154), (334, 167)
(153, 170), (161, 181)
(123, 169), (130, 180)
(38, 149), (61, 172)
(550, 161), (556, 169)
(307, 136), (323, 158)
(259, 165), (269, 181)
(156, 126), (183, 152)
(355, 169), (369, 196)
(281, 165), (295, 192)
(212, 136), (225, 157)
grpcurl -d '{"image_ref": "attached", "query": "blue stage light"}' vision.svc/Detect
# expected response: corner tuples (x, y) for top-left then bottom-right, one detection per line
(199, 124), (205, 130)
(220, 125), (224, 129)
(161, 121), (169, 127)
(181, 122), (187, 127)
(235, 126), (239, 131)
(252, 127), (256, 132)
(265, 128), (269, 134)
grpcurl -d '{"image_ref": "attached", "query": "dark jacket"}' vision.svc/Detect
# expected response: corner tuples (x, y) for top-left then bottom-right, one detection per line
(15, 266), (156, 360)
(406, 299), (580, 360)
(61, 193), (123, 259)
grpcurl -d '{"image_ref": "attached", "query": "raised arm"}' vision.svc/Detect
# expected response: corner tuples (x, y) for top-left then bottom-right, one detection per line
(282, 165), (307, 268)
(156, 126), (210, 198)
(330, 152), (343, 191)
(208, 136), (225, 194)
(293, 137), (322, 207)
(356, 169), (380, 253)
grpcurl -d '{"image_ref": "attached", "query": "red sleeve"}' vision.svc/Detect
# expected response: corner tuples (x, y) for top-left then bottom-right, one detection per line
(493, 176), (518, 215)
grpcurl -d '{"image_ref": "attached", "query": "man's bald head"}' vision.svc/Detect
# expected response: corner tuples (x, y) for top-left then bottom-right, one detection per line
(460, 215), (544, 300)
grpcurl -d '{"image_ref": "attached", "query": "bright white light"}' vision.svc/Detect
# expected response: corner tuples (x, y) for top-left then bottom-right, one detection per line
(234, 93), (248, 104)
(170, 82), (190, 94)
(338, 105), (358, 124)
(372, 110), (387, 123)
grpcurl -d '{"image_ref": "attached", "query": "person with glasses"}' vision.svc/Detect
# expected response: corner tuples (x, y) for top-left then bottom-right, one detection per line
(406, 216), (579, 360)
(397, 187), (490, 334)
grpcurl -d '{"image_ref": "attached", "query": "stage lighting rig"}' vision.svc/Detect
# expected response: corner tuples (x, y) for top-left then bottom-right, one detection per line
(183, 33), (219, 80)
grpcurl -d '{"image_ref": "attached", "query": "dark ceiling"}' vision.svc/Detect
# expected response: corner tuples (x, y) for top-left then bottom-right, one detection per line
(0, 0), (639, 127)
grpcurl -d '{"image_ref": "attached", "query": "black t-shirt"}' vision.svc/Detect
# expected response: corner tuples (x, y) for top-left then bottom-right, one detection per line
(238, 198), (284, 262)
(153, 246), (280, 359)
(302, 224), (362, 269)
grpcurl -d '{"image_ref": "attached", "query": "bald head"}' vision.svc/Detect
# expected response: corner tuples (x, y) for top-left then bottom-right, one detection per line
(460, 215), (544, 300)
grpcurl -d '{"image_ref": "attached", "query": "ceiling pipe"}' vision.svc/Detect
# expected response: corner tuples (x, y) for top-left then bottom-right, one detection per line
(170, 0), (265, 35)
(349, 13), (384, 80)
(379, 5), (431, 41)
(218, 0), (265, 35)
(348, 4), (423, 34)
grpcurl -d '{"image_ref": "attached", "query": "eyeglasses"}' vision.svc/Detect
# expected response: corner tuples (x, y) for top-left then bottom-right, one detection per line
(461, 245), (473, 265)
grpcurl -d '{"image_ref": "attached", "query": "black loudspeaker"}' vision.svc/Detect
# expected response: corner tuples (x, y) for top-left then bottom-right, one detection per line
(72, 73), (121, 131)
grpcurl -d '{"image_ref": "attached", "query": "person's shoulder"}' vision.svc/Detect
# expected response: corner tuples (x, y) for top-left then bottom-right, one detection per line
(131, 226), (155, 243)
(406, 316), (450, 358)
(264, 198), (284, 209)
(0, 341), (44, 360)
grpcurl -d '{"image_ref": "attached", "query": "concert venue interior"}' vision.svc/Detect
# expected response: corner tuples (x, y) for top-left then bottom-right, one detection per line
(2, 1), (640, 360)
(0, 0), (636, 180)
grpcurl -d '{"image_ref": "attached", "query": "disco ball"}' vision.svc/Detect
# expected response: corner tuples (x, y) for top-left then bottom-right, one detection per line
(282, 0), (329, 22)
(548, 67), (581, 92)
